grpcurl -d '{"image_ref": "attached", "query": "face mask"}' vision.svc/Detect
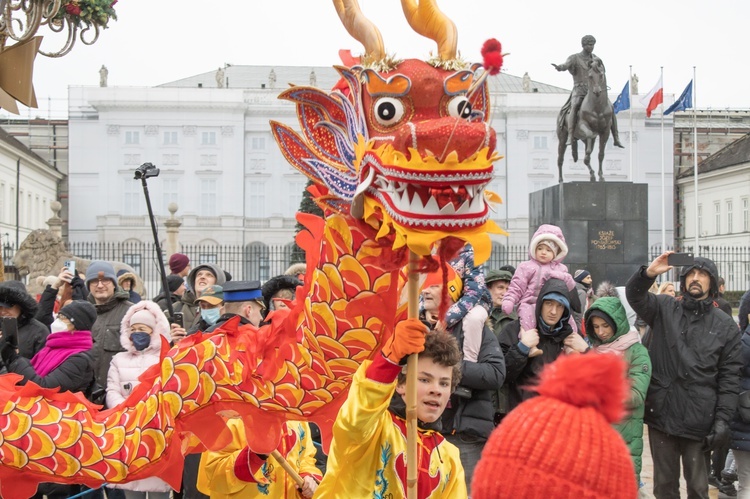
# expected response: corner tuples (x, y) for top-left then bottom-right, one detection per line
(50, 318), (69, 333)
(130, 332), (151, 351)
(201, 307), (221, 326)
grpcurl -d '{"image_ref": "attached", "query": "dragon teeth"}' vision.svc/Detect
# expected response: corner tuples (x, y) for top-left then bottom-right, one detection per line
(424, 196), (440, 213)
(455, 199), (471, 215)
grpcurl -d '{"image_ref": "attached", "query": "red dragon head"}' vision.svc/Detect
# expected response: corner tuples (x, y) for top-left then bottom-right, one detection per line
(272, 0), (506, 264)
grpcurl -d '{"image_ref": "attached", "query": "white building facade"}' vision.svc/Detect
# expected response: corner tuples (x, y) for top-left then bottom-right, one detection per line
(67, 65), (675, 252)
(0, 127), (63, 250)
(676, 135), (750, 291)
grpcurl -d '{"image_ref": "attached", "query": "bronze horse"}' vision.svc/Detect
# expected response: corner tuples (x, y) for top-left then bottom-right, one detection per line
(556, 60), (619, 182)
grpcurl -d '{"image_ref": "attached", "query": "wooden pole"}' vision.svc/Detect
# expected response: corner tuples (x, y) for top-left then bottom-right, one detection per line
(270, 450), (305, 487)
(406, 250), (419, 499)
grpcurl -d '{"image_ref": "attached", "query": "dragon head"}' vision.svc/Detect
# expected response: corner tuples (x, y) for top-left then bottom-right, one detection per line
(271, 0), (506, 263)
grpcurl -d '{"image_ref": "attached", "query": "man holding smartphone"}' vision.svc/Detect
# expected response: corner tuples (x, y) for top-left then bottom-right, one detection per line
(626, 252), (742, 498)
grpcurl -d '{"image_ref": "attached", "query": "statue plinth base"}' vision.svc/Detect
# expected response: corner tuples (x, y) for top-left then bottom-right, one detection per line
(529, 182), (648, 287)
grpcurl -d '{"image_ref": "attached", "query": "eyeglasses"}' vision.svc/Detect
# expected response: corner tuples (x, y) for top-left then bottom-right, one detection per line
(91, 278), (113, 287)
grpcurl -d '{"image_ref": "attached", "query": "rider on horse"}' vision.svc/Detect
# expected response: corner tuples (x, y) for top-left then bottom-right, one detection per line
(553, 35), (623, 148)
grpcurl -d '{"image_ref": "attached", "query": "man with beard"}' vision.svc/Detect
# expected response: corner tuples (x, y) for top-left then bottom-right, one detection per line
(626, 252), (742, 498)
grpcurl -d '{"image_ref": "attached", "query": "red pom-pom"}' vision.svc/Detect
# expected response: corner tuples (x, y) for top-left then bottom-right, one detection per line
(534, 352), (628, 424)
(481, 38), (503, 75)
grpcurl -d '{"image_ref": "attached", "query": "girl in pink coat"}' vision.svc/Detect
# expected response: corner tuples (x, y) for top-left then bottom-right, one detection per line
(502, 224), (577, 356)
(106, 300), (172, 498)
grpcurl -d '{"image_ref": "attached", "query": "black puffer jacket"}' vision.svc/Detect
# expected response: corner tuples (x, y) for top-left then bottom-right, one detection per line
(730, 326), (750, 452)
(153, 291), (184, 316)
(739, 289), (749, 334)
(626, 264), (742, 440)
(498, 278), (582, 412)
(7, 349), (95, 393)
(438, 320), (505, 441)
(0, 281), (48, 359)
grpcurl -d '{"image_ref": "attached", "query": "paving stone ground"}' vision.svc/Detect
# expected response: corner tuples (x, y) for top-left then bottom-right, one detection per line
(640, 431), (722, 499)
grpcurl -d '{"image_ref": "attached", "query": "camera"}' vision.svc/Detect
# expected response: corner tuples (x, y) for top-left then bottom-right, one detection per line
(134, 162), (160, 180)
(453, 385), (473, 399)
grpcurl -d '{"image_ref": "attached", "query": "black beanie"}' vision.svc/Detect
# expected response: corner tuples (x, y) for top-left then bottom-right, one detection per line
(59, 301), (97, 331)
(167, 274), (184, 293)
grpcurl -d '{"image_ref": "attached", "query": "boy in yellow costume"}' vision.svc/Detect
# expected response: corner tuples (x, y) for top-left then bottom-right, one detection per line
(197, 419), (321, 498)
(315, 318), (467, 498)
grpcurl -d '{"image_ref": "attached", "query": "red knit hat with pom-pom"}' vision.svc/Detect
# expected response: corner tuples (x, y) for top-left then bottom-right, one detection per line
(471, 353), (637, 499)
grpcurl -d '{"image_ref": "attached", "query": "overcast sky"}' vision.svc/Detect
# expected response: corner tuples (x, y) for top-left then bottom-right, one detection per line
(11, 0), (750, 117)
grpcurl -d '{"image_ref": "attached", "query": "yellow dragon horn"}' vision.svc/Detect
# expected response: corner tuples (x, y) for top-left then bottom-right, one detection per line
(332, 0), (386, 65)
(401, 0), (458, 62)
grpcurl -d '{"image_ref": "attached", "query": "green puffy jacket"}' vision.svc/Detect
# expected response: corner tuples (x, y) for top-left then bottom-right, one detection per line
(585, 297), (652, 484)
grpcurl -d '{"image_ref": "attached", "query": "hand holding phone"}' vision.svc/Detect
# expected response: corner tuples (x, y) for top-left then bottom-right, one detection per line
(170, 322), (187, 343)
(171, 313), (183, 328)
(667, 252), (694, 267)
(64, 260), (76, 277)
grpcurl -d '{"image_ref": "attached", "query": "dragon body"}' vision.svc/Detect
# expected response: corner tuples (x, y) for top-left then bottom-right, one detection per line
(0, 2), (505, 497)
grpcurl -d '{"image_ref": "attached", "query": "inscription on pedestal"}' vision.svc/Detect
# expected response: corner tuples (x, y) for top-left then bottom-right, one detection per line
(529, 182), (648, 286)
(591, 230), (622, 251)
(588, 221), (624, 264)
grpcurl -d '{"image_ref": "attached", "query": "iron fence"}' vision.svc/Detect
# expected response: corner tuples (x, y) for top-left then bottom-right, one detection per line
(3, 240), (749, 294)
(63, 241), (299, 298)
(649, 245), (750, 292)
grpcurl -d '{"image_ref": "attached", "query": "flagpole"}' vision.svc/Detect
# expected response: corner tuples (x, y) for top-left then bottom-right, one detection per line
(693, 66), (699, 256)
(629, 65), (633, 181)
(660, 66), (666, 253)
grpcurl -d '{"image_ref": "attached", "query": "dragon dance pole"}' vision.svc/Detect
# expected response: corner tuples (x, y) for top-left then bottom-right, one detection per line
(406, 251), (419, 499)
(270, 450), (305, 487)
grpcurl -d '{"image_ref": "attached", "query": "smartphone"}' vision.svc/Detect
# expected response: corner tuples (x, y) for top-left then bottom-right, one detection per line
(0, 317), (18, 345)
(64, 259), (76, 276)
(171, 313), (184, 328)
(667, 252), (695, 267)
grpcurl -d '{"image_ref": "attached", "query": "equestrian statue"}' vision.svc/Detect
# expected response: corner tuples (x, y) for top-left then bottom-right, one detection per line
(552, 35), (623, 183)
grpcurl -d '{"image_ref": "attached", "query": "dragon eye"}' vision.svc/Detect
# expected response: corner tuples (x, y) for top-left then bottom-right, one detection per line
(373, 97), (405, 126)
(448, 96), (472, 119)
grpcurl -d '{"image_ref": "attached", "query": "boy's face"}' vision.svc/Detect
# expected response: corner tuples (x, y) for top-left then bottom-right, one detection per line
(396, 357), (453, 423)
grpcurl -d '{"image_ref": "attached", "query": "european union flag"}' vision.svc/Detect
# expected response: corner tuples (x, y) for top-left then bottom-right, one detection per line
(613, 81), (630, 114)
(664, 80), (693, 115)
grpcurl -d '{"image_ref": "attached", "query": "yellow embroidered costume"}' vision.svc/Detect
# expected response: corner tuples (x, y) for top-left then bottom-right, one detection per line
(315, 356), (467, 498)
(197, 419), (321, 498)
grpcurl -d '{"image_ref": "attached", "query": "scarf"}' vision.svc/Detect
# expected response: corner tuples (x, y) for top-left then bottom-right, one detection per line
(594, 330), (641, 355)
(537, 314), (572, 342)
(30, 330), (93, 377)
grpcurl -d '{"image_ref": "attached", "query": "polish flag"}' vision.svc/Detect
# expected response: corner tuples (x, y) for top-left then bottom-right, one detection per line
(640, 76), (663, 118)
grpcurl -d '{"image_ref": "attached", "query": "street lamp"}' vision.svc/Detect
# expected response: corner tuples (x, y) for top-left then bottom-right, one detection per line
(2, 233), (12, 266)
(2, 0), (118, 57)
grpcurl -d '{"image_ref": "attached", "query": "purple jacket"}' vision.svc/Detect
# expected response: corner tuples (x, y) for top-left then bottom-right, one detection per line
(502, 224), (576, 315)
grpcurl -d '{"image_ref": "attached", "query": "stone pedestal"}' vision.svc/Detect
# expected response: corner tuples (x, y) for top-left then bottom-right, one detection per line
(46, 201), (63, 239)
(529, 182), (648, 287)
(164, 203), (182, 258)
